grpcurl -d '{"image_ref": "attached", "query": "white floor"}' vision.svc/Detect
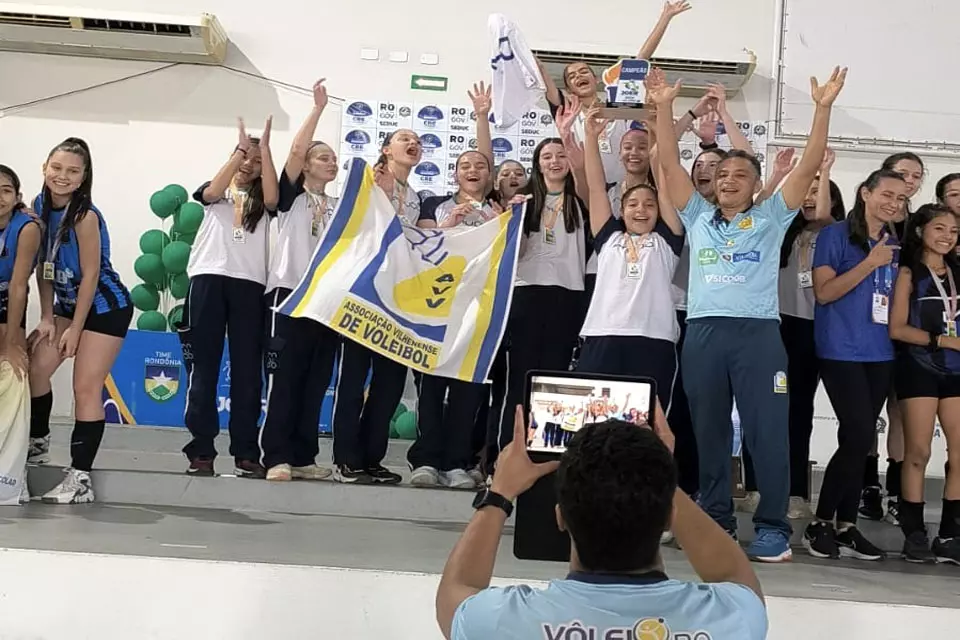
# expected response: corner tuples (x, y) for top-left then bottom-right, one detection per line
(0, 547), (956, 640)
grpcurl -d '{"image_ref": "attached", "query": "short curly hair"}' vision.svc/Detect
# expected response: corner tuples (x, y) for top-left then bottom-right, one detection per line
(556, 420), (677, 571)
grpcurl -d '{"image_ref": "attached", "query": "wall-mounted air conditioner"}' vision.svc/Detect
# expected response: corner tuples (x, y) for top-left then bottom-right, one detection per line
(533, 49), (757, 98)
(0, 3), (228, 64)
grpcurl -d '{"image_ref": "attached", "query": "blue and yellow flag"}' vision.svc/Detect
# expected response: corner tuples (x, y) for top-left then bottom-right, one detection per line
(278, 158), (524, 383)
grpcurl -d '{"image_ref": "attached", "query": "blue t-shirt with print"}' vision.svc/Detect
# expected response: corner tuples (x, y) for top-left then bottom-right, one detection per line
(680, 191), (798, 320)
(452, 574), (767, 640)
(813, 219), (895, 362)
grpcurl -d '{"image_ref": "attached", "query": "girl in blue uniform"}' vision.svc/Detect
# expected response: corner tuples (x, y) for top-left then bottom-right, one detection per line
(0, 165), (41, 380)
(27, 138), (132, 504)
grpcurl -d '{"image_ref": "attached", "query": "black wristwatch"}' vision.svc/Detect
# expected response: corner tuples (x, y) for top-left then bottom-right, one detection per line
(472, 489), (514, 517)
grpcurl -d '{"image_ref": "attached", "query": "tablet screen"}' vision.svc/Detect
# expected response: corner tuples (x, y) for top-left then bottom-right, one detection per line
(526, 374), (654, 454)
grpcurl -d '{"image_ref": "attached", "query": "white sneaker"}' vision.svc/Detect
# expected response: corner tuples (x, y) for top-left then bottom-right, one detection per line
(443, 468), (477, 490)
(266, 463), (292, 481)
(19, 479), (30, 504)
(410, 466), (440, 487)
(467, 467), (485, 486)
(42, 468), (95, 504)
(291, 464), (332, 480)
(660, 530), (675, 545)
(28, 436), (51, 465)
(739, 491), (761, 514)
(787, 496), (814, 520)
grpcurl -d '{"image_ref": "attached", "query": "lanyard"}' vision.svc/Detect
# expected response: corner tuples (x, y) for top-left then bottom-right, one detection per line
(0, 223), (9, 258)
(543, 194), (564, 230)
(391, 180), (409, 217)
(624, 233), (649, 263)
(871, 238), (894, 295)
(797, 230), (816, 272)
(46, 211), (68, 263)
(229, 182), (248, 228)
(928, 265), (958, 322)
(306, 190), (328, 221)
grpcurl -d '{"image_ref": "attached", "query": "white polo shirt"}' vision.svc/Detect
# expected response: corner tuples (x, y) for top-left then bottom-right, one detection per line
(266, 173), (339, 294)
(581, 217), (683, 342)
(420, 195), (498, 228)
(187, 182), (270, 286)
(515, 194), (586, 291)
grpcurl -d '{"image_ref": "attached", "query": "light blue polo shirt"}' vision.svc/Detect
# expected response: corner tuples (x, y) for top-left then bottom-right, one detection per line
(680, 191), (798, 320)
(452, 574), (767, 639)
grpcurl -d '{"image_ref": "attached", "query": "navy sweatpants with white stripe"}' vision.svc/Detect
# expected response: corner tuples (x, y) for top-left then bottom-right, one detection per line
(260, 287), (340, 469)
(179, 274), (264, 462)
(576, 334), (677, 412)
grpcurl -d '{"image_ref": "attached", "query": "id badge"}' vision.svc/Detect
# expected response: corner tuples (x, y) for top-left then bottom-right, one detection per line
(797, 270), (813, 289)
(311, 219), (322, 237)
(626, 263), (642, 279)
(871, 293), (889, 325)
(945, 313), (958, 337)
(598, 136), (612, 154)
(232, 227), (246, 244)
(543, 228), (556, 245)
(42, 261), (55, 281)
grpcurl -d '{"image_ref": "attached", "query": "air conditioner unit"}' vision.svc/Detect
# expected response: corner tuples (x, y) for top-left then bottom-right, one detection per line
(0, 3), (228, 64)
(533, 49), (756, 98)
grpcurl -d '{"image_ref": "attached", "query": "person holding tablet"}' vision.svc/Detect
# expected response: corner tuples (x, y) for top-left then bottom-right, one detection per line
(650, 66), (847, 562)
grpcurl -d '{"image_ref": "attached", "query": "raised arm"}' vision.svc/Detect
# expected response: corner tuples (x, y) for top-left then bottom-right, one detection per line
(258, 117), (279, 212)
(203, 119), (254, 203)
(637, 1), (692, 60)
(284, 79), (328, 182)
(649, 79), (695, 210)
(814, 149), (837, 220)
(468, 82), (494, 171)
(756, 147), (798, 205)
(582, 107), (613, 235)
(781, 67), (848, 210)
(556, 95), (589, 204)
(707, 85), (752, 153)
(537, 57), (562, 108)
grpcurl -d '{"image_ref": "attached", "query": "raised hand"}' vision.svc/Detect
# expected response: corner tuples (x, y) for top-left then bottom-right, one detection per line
(237, 118), (253, 154)
(583, 106), (610, 139)
(313, 78), (329, 111)
(821, 147), (837, 172)
(467, 81), (492, 118)
(773, 147), (798, 176)
(647, 79), (681, 106)
(706, 84), (729, 115)
(555, 94), (581, 140)
(867, 233), (898, 269)
(259, 115), (273, 150)
(643, 66), (667, 97)
(695, 110), (720, 143)
(373, 162), (395, 199)
(662, 0), (692, 19)
(811, 66), (848, 107)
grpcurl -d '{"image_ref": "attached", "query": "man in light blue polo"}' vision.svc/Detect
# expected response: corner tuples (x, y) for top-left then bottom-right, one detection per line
(649, 67), (847, 561)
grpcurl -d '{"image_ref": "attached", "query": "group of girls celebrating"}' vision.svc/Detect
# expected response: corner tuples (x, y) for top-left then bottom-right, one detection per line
(0, 138), (133, 505)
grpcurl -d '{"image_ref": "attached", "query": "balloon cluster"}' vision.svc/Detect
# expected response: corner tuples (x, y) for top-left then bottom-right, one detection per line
(130, 185), (203, 331)
(390, 403), (417, 440)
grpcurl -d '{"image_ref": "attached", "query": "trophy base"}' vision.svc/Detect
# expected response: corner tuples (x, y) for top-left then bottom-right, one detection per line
(597, 106), (654, 121)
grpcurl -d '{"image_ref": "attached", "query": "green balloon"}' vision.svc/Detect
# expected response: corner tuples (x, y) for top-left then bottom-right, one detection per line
(394, 412), (417, 440)
(169, 272), (190, 299)
(164, 184), (189, 207)
(177, 231), (197, 245)
(139, 229), (170, 256)
(161, 241), (191, 275)
(134, 253), (166, 285)
(137, 310), (167, 332)
(392, 404), (407, 421)
(177, 202), (204, 234)
(130, 284), (160, 311)
(389, 422), (399, 439)
(167, 304), (184, 330)
(150, 190), (178, 219)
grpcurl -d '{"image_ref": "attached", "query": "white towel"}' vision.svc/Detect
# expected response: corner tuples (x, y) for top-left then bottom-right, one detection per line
(488, 14), (545, 129)
(0, 361), (29, 505)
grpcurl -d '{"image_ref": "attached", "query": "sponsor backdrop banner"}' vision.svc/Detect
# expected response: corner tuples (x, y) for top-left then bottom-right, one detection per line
(101, 330), (336, 434)
(280, 158), (523, 383)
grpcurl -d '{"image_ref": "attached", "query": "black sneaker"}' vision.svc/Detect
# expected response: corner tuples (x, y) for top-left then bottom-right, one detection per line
(234, 459), (266, 479)
(902, 531), (936, 564)
(803, 521), (840, 559)
(884, 498), (901, 526)
(187, 457), (215, 477)
(858, 486), (884, 521)
(836, 526), (885, 561)
(932, 537), (960, 565)
(334, 464), (373, 484)
(366, 465), (402, 485)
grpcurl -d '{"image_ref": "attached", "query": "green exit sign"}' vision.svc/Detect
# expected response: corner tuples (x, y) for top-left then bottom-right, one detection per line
(411, 74), (448, 92)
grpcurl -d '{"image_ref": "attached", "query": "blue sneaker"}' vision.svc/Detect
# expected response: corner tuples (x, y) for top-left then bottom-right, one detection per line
(747, 529), (792, 563)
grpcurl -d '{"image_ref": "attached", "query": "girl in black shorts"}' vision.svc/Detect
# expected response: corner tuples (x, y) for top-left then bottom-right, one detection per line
(27, 138), (132, 504)
(889, 203), (960, 564)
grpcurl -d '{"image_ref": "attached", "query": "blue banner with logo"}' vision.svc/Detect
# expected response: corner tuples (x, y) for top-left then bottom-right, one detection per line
(101, 329), (336, 433)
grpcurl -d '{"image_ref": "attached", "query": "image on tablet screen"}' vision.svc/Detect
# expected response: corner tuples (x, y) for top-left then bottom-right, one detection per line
(527, 375), (653, 454)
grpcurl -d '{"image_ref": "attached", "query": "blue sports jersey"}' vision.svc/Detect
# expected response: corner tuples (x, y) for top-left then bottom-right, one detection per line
(680, 191), (798, 321)
(0, 209), (40, 324)
(33, 194), (130, 316)
(905, 263), (960, 374)
(452, 573), (767, 640)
